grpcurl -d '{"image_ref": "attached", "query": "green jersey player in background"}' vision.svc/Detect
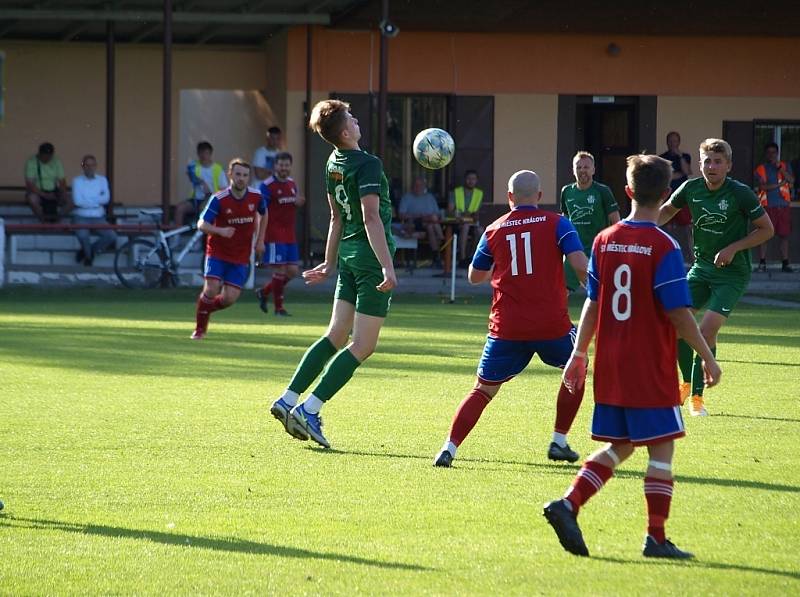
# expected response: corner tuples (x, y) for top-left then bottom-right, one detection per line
(268, 99), (397, 448)
(560, 151), (620, 291)
(659, 138), (773, 416)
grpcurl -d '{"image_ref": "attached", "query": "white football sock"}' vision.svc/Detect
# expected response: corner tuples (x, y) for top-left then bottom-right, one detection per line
(552, 432), (568, 448)
(302, 394), (324, 414)
(279, 390), (299, 407)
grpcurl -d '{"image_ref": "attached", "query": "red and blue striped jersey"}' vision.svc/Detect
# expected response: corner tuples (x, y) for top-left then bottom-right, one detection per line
(587, 220), (691, 407)
(200, 187), (266, 265)
(472, 206), (583, 341)
(261, 176), (300, 244)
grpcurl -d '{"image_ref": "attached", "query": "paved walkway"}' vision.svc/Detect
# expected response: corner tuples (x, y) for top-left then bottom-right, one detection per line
(739, 295), (800, 309)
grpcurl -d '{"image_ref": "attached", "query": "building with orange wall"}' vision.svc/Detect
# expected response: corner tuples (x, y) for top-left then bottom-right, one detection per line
(1, 11), (798, 255)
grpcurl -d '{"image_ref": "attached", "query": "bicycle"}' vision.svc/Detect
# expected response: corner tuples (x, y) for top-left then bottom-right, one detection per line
(114, 209), (205, 288)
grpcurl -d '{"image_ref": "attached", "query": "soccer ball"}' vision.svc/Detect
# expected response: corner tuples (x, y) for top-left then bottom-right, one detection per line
(413, 128), (455, 170)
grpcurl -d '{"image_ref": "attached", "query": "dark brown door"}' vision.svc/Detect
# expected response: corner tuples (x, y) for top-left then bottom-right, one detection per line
(578, 102), (637, 215)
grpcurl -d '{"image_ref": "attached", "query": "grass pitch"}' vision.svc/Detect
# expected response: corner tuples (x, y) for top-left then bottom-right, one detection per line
(1, 287), (798, 595)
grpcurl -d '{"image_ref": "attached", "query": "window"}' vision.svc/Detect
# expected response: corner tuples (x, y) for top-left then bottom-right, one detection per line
(753, 121), (800, 167)
(384, 95), (449, 209)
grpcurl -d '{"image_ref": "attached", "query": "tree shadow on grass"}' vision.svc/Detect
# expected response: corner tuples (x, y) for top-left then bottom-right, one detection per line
(0, 515), (431, 571)
(310, 448), (800, 493)
(718, 358), (800, 368)
(591, 555), (800, 581)
(712, 413), (800, 424)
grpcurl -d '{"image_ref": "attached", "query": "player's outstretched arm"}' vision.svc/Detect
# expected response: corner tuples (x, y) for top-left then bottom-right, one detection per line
(563, 298), (598, 394)
(361, 193), (397, 292)
(667, 307), (722, 388)
(303, 193), (341, 284)
(565, 250), (589, 287)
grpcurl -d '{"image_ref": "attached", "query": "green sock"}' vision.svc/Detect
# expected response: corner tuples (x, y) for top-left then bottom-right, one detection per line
(691, 344), (716, 397)
(287, 337), (338, 394)
(310, 349), (362, 402)
(677, 339), (694, 383)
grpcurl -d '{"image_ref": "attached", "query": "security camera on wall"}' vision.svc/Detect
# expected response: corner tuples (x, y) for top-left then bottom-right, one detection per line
(379, 19), (399, 38)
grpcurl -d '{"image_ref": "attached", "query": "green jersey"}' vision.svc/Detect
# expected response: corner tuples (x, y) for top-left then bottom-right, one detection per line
(325, 148), (395, 262)
(560, 181), (619, 253)
(668, 177), (764, 274)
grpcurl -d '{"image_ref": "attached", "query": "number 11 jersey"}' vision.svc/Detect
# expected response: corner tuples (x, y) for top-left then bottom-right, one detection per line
(587, 220), (691, 408)
(473, 205), (583, 341)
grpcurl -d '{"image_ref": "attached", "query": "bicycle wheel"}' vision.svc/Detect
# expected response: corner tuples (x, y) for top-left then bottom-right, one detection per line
(114, 238), (167, 289)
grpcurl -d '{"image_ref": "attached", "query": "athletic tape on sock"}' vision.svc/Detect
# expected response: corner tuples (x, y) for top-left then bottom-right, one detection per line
(606, 447), (620, 466)
(648, 460), (672, 472)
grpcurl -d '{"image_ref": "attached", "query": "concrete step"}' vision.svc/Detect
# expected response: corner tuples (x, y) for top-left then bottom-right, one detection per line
(5, 264), (205, 287)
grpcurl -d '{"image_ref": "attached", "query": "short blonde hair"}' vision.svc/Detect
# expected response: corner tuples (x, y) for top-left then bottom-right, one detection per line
(228, 158), (251, 173)
(699, 138), (732, 162)
(573, 151), (595, 164)
(309, 99), (351, 146)
(626, 154), (672, 207)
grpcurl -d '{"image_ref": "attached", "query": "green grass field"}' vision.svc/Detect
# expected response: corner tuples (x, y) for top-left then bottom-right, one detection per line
(1, 287), (799, 595)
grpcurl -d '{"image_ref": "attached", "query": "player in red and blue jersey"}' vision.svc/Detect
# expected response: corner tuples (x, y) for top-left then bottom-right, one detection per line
(255, 152), (306, 317)
(543, 155), (721, 559)
(192, 158), (267, 340)
(433, 170), (589, 467)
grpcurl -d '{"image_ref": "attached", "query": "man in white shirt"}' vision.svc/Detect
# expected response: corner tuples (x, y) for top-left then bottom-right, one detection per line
(71, 155), (116, 266)
(252, 126), (282, 187)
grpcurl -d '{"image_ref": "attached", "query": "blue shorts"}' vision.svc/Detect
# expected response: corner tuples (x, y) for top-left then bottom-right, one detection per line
(204, 256), (248, 288)
(264, 242), (299, 265)
(476, 328), (576, 384)
(591, 404), (685, 446)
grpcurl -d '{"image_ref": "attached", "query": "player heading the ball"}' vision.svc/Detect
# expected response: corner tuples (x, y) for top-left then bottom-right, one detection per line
(267, 99), (396, 449)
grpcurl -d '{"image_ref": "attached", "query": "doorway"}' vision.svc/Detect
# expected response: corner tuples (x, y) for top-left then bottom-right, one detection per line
(557, 95), (657, 216)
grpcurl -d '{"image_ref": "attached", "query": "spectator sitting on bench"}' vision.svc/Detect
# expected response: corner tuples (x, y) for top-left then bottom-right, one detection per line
(25, 142), (71, 222)
(174, 141), (227, 225)
(398, 176), (443, 267)
(71, 154), (116, 266)
(448, 169), (485, 268)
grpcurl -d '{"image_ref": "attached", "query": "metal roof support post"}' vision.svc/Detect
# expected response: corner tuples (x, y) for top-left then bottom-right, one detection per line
(161, 0), (173, 225)
(377, 0), (389, 159)
(303, 24), (313, 266)
(105, 18), (115, 219)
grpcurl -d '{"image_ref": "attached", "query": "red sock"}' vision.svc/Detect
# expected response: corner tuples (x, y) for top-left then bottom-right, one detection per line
(211, 295), (228, 312)
(272, 274), (287, 311)
(195, 293), (215, 331)
(564, 461), (613, 514)
(644, 476), (673, 543)
(260, 281), (273, 296)
(554, 381), (584, 434)
(448, 388), (492, 447)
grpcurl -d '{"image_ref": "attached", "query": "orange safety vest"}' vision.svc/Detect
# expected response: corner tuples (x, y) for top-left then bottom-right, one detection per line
(454, 186), (483, 213)
(754, 162), (792, 205)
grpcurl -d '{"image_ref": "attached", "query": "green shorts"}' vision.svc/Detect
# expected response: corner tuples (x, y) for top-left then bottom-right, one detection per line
(335, 257), (392, 318)
(687, 262), (749, 317)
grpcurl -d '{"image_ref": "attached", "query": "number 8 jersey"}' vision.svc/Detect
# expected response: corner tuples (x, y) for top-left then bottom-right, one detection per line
(587, 220), (691, 407)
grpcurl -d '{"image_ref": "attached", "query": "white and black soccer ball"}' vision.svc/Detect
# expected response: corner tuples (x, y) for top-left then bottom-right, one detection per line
(413, 128), (455, 170)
